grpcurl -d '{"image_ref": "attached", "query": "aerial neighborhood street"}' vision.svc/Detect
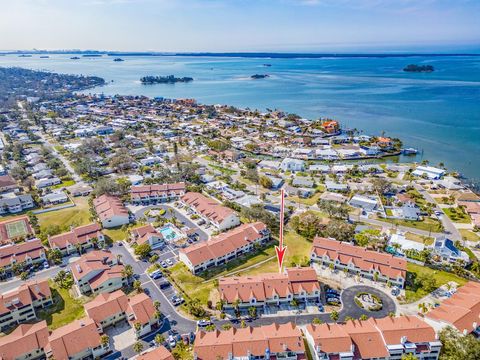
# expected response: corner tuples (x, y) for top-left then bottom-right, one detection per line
(0, 69), (479, 360)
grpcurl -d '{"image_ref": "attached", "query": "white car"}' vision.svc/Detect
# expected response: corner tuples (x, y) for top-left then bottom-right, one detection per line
(166, 259), (173, 266)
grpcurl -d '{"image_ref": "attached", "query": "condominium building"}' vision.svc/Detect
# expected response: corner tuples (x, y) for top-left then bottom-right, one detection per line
(219, 267), (321, 309)
(48, 223), (105, 255)
(311, 237), (407, 289)
(179, 222), (269, 274)
(0, 239), (46, 276)
(93, 195), (130, 228)
(305, 316), (441, 360)
(130, 182), (186, 204)
(0, 320), (49, 360)
(180, 192), (240, 231)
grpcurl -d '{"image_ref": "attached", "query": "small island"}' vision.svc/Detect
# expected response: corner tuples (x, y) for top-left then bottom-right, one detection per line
(251, 74), (270, 79)
(403, 64), (434, 73)
(140, 75), (193, 84)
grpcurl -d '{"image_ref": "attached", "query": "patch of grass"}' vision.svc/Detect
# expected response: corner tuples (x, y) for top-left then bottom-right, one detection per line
(168, 263), (216, 305)
(404, 232), (434, 246)
(289, 192), (323, 206)
(460, 229), (480, 242)
(37, 282), (86, 330)
(103, 227), (129, 242)
(208, 164), (237, 175)
(382, 217), (443, 232)
(51, 179), (76, 189)
(443, 207), (471, 224)
(38, 197), (90, 230)
(405, 263), (468, 303)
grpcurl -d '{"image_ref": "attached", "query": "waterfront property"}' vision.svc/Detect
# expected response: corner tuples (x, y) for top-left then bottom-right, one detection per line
(194, 322), (306, 360)
(179, 222), (269, 274)
(311, 237), (407, 289)
(71, 250), (127, 296)
(48, 223), (105, 255)
(130, 182), (186, 204)
(0, 280), (53, 331)
(305, 316), (441, 360)
(180, 192), (240, 231)
(219, 267), (321, 310)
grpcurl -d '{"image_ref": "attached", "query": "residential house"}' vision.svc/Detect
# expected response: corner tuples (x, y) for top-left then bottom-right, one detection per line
(130, 224), (164, 250)
(34, 177), (61, 189)
(48, 223), (105, 255)
(130, 182), (186, 205)
(324, 181), (349, 193)
(431, 237), (470, 264)
(41, 191), (68, 206)
(126, 292), (159, 337)
(180, 192), (240, 231)
(311, 237), (407, 289)
(0, 320), (49, 360)
(45, 318), (109, 360)
(321, 120), (339, 134)
(194, 322), (305, 360)
(0, 239), (46, 276)
(425, 281), (480, 335)
(0, 193), (34, 214)
(68, 183), (93, 197)
(93, 195), (130, 228)
(292, 177), (314, 188)
(305, 316), (441, 360)
(0, 175), (17, 193)
(0, 280), (52, 331)
(179, 222), (269, 274)
(71, 250), (127, 296)
(349, 195), (379, 213)
(412, 166), (445, 180)
(135, 346), (174, 360)
(280, 158), (305, 172)
(219, 267), (320, 309)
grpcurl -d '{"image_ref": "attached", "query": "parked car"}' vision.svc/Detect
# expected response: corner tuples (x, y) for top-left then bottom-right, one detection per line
(43, 262), (49, 269)
(197, 319), (212, 327)
(391, 287), (400, 296)
(166, 259), (173, 266)
(143, 288), (150, 296)
(172, 295), (184, 306)
(159, 280), (171, 289)
(161, 261), (168, 268)
(150, 270), (163, 279)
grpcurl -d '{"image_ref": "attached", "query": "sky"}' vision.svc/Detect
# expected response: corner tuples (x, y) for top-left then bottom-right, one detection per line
(1, 0), (479, 52)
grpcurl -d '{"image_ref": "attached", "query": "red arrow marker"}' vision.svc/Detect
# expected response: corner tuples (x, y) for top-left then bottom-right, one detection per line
(275, 189), (287, 273)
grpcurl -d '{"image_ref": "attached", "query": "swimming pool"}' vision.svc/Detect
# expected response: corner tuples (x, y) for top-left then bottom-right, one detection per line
(160, 225), (180, 241)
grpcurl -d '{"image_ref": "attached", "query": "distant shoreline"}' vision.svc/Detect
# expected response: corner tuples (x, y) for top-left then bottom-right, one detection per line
(1, 50), (480, 59)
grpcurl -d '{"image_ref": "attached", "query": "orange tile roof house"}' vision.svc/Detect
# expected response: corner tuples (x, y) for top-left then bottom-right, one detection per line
(305, 316), (441, 360)
(194, 322), (306, 360)
(84, 290), (160, 338)
(321, 120), (340, 134)
(180, 192), (240, 231)
(219, 267), (320, 310)
(311, 237), (407, 289)
(134, 346), (174, 360)
(0, 320), (49, 360)
(71, 250), (128, 296)
(45, 318), (109, 360)
(130, 224), (164, 250)
(48, 223), (105, 255)
(93, 194), (130, 228)
(130, 182), (186, 205)
(0, 280), (52, 331)
(0, 238), (46, 276)
(425, 281), (480, 335)
(179, 222), (270, 274)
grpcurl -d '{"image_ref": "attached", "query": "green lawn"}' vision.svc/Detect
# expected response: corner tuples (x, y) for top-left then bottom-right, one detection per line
(37, 197), (91, 230)
(289, 192), (323, 206)
(443, 207), (472, 224)
(404, 232), (434, 246)
(103, 227), (129, 242)
(382, 217), (443, 233)
(51, 179), (76, 189)
(37, 282), (86, 330)
(167, 263), (217, 305)
(208, 164), (237, 175)
(460, 229), (480, 242)
(405, 263), (468, 303)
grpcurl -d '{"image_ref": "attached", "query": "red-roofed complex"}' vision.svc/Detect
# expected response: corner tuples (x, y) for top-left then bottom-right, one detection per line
(0, 280), (52, 331)
(311, 237), (407, 289)
(93, 194), (130, 228)
(194, 322), (306, 360)
(45, 318), (109, 360)
(425, 281), (480, 335)
(71, 250), (127, 296)
(219, 267), (320, 310)
(0, 320), (49, 360)
(321, 120), (339, 134)
(130, 182), (186, 205)
(84, 290), (160, 338)
(48, 223), (104, 255)
(130, 224), (164, 250)
(180, 192), (240, 231)
(0, 239), (46, 276)
(179, 222), (269, 273)
(135, 346), (174, 360)
(305, 316), (441, 360)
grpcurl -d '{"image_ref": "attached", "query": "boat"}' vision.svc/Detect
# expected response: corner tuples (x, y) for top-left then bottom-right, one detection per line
(113, 58), (124, 62)
(70, 56), (80, 60)
(18, 54), (32, 57)
(39, 55), (50, 58)
(402, 148), (418, 155)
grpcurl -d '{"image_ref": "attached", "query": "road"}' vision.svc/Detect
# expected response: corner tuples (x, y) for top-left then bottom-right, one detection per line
(1, 266), (64, 293)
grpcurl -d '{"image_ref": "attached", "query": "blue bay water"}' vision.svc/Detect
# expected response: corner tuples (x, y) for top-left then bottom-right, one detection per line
(1, 54), (479, 184)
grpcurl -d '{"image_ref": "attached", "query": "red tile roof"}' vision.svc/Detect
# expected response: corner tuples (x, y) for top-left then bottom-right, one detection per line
(136, 346), (174, 360)
(0, 280), (51, 316)
(93, 194), (129, 221)
(219, 267), (319, 303)
(0, 320), (49, 360)
(179, 222), (267, 267)
(131, 182), (185, 200)
(181, 192), (236, 225)
(312, 237), (407, 280)
(49, 223), (102, 250)
(0, 238), (44, 268)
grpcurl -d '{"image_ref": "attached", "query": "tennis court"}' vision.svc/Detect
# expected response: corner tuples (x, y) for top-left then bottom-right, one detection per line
(5, 219), (29, 238)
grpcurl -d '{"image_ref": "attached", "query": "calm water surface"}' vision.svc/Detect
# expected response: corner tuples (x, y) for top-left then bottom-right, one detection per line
(1, 54), (479, 184)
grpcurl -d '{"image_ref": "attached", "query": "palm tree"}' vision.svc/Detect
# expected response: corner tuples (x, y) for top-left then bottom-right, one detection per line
(330, 310), (339, 322)
(132, 341), (143, 354)
(418, 303), (428, 314)
(154, 334), (165, 345)
(240, 320), (247, 328)
(359, 314), (369, 321)
(248, 306), (257, 319)
(100, 335), (109, 347)
(215, 299), (225, 312)
(312, 318), (323, 325)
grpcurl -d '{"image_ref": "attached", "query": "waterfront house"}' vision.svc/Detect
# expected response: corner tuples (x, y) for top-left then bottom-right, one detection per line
(412, 166), (445, 180)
